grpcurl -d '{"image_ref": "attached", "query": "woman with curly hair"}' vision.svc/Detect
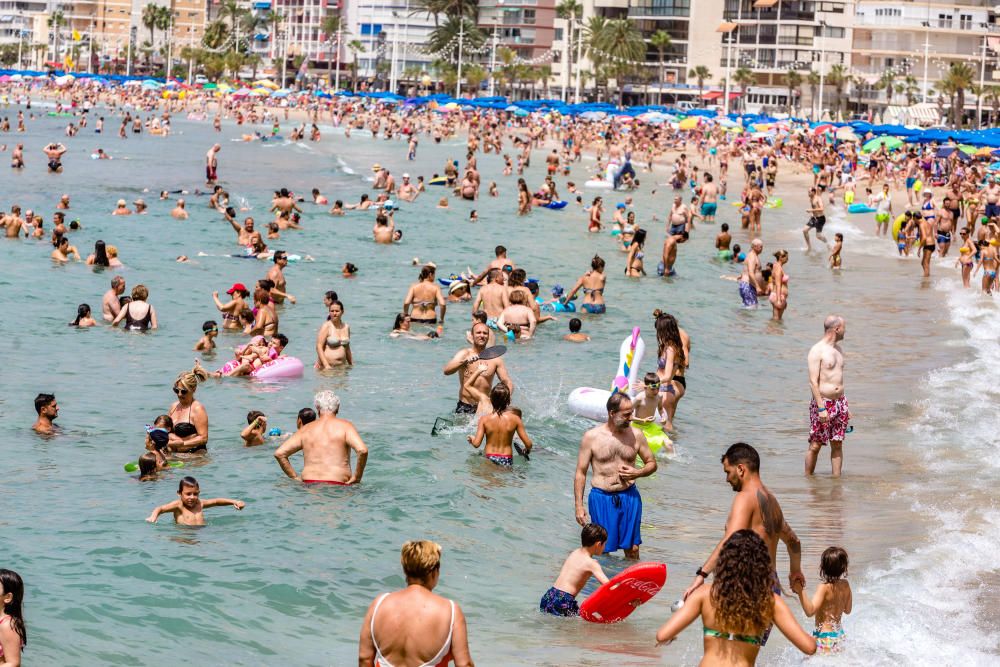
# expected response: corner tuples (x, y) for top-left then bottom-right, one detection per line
(652, 310), (690, 430)
(655, 529), (815, 664)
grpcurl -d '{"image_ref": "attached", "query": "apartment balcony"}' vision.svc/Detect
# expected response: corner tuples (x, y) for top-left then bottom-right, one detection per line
(628, 2), (691, 18)
(854, 14), (1000, 34)
(854, 33), (984, 58)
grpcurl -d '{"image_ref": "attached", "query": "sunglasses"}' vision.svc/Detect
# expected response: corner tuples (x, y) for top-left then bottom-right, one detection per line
(645, 382), (661, 388)
(172, 387), (188, 396)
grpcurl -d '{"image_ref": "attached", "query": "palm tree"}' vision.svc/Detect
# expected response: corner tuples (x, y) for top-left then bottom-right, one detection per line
(347, 39), (365, 92)
(410, 0), (477, 27)
(537, 64), (552, 99)
(142, 4), (159, 57)
(587, 18), (644, 105)
(688, 65), (711, 106)
(321, 15), (345, 87)
(826, 64), (848, 118)
(986, 86), (1000, 126)
(940, 62), (975, 127)
(220, 0), (245, 52)
(806, 70), (820, 117)
(900, 75), (920, 106)
(649, 30), (671, 106)
(463, 64), (487, 96)
(785, 69), (802, 115)
(155, 6), (173, 71)
(556, 0), (583, 98)
(732, 67), (755, 113)
(263, 11), (283, 61)
(47, 10), (66, 65)
(875, 69), (896, 106)
(428, 16), (484, 64)
(202, 20), (229, 51)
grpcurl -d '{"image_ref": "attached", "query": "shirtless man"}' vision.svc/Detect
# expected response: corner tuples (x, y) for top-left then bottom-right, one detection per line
(10, 142), (24, 168)
(226, 214), (257, 246)
(737, 238), (764, 308)
(2, 206), (25, 238)
(443, 322), (513, 415)
(667, 196), (689, 237)
(373, 214), (395, 243)
(467, 383), (532, 466)
(273, 390), (368, 484)
(102, 276), (126, 321)
(496, 291), (536, 339)
(32, 392), (59, 434)
(659, 230), (687, 277)
(171, 199), (189, 220)
(44, 142), (67, 172)
(698, 173), (719, 224)
(472, 269), (509, 321)
(397, 173), (418, 201)
(802, 187), (828, 251)
(936, 196), (955, 257)
(205, 143), (220, 185)
(984, 177), (1000, 221)
(473, 245), (515, 285)
(266, 251), (295, 304)
(270, 188), (302, 219)
(806, 315), (849, 477)
(574, 392), (656, 559)
(683, 442), (803, 608)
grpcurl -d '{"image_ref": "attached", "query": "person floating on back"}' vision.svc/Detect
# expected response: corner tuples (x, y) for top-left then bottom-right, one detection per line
(539, 524), (610, 617)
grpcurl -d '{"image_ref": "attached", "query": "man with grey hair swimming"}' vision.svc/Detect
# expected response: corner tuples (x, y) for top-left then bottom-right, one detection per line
(274, 390), (368, 485)
(806, 315), (849, 477)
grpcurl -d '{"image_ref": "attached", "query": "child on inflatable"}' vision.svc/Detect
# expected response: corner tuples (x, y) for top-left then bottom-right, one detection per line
(630, 373), (674, 457)
(539, 524), (610, 617)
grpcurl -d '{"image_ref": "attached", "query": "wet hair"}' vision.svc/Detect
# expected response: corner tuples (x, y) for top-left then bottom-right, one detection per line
(653, 310), (685, 366)
(273, 250), (286, 263)
(247, 410), (265, 424)
(509, 290), (525, 305)
(591, 255), (605, 271)
(297, 407), (317, 425)
(138, 452), (158, 477)
(472, 310), (488, 324)
(722, 442), (760, 472)
(178, 476), (199, 492)
(324, 290), (339, 304)
(527, 281), (539, 296)
(644, 371), (659, 385)
(393, 312), (407, 329)
(202, 320), (217, 333)
(721, 223), (729, 232)
(490, 382), (511, 413)
(34, 393), (55, 415)
(314, 390), (341, 415)
(257, 279), (275, 292)
(0, 568), (27, 648)
(568, 317), (582, 333)
(834, 233), (844, 241)
(334, 199), (343, 208)
(92, 240), (110, 266)
(400, 540), (442, 580)
(131, 285), (149, 301)
(711, 530), (775, 637)
(418, 265), (435, 281)
(70, 303), (91, 326)
(327, 299), (345, 315)
(632, 228), (647, 247)
(510, 268), (527, 286)
(254, 287), (271, 306)
(606, 391), (631, 414)
(495, 245), (507, 256)
(343, 263), (358, 274)
(820, 546), (849, 583)
(272, 333), (288, 348)
(581, 523), (608, 547)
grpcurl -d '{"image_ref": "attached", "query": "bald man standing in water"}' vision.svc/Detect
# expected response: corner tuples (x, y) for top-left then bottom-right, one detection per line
(806, 315), (849, 477)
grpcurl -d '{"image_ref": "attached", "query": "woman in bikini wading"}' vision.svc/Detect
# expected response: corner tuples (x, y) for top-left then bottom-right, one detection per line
(655, 530), (815, 665)
(167, 367), (210, 453)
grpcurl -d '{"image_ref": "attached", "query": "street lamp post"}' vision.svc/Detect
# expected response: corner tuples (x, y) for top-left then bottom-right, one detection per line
(455, 18), (464, 98)
(817, 20), (826, 121)
(574, 16), (583, 103)
(722, 1), (743, 116)
(334, 23), (342, 92)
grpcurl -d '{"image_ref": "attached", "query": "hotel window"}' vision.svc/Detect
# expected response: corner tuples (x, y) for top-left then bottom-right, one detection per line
(960, 14), (972, 31)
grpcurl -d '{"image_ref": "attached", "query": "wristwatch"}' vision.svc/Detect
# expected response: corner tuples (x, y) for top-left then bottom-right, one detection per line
(696, 567), (709, 579)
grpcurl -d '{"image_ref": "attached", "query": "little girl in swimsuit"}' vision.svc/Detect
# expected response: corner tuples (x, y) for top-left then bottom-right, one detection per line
(792, 546), (852, 655)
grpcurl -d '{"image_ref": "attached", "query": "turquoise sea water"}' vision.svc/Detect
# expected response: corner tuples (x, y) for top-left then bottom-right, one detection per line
(2, 106), (998, 665)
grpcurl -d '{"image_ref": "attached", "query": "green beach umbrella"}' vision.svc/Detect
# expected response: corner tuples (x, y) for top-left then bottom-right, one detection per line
(862, 136), (903, 153)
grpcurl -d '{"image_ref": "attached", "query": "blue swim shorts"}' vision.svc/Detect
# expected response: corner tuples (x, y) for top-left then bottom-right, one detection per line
(582, 303), (606, 314)
(700, 202), (717, 217)
(738, 280), (758, 308)
(539, 587), (579, 616)
(588, 484), (642, 553)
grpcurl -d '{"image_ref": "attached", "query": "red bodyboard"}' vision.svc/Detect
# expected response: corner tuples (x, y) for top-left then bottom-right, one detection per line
(579, 562), (667, 624)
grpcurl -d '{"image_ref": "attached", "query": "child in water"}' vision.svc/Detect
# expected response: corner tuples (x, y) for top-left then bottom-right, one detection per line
(194, 320), (218, 353)
(146, 476), (245, 526)
(0, 568), (27, 666)
(563, 317), (590, 343)
(539, 524), (609, 616)
(630, 372), (673, 457)
(240, 410), (268, 446)
(792, 546), (852, 654)
(829, 233), (844, 270)
(467, 383), (532, 466)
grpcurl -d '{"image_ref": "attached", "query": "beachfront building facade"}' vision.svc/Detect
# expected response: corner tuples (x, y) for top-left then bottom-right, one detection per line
(0, 0), (49, 61)
(341, 0), (436, 91)
(851, 1), (1000, 123)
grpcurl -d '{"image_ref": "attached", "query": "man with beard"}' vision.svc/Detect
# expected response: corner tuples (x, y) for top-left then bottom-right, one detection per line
(573, 392), (657, 559)
(683, 442), (803, 618)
